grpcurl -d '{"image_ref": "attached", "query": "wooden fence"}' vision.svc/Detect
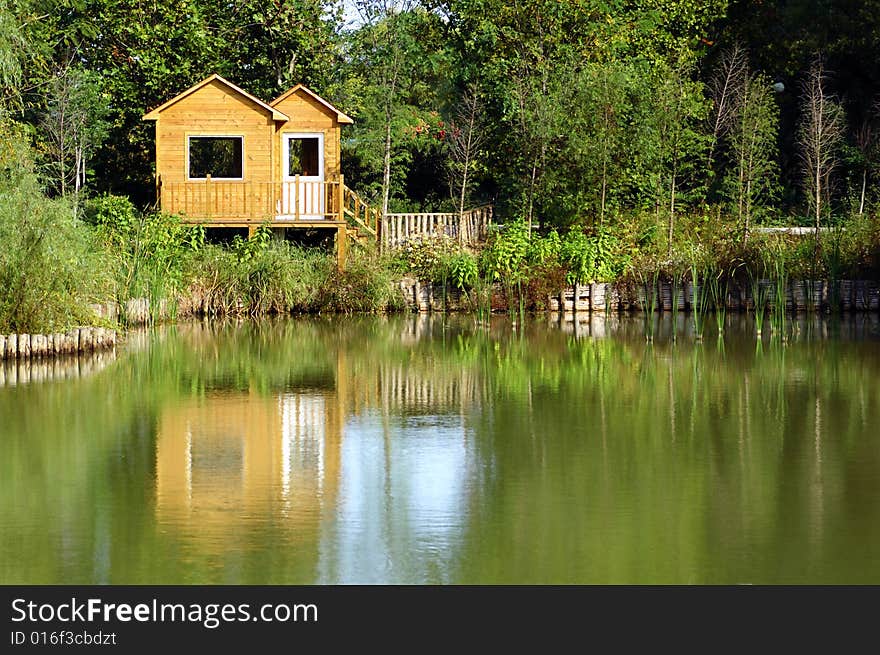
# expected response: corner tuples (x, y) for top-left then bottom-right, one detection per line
(159, 176), (382, 241)
(160, 178), (345, 223)
(382, 205), (493, 248)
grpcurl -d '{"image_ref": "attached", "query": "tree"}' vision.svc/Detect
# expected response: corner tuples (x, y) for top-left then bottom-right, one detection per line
(798, 58), (845, 234)
(851, 108), (878, 215)
(650, 59), (708, 258)
(447, 84), (486, 221)
(705, 42), (748, 194)
(39, 66), (108, 206)
(725, 72), (779, 240)
(343, 3), (449, 213)
(0, 0), (50, 116)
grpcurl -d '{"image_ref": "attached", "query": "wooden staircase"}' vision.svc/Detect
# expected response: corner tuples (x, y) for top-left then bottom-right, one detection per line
(346, 226), (370, 245)
(340, 180), (380, 248)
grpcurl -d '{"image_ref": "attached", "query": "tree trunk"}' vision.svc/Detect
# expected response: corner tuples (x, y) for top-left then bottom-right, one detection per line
(815, 147), (821, 236)
(859, 168), (867, 215)
(527, 161), (537, 237)
(600, 148), (607, 226)
(668, 165), (677, 260)
(382, 111), (392, 218)
(457, 95), (478, 243)
(745, 177), (752, 243)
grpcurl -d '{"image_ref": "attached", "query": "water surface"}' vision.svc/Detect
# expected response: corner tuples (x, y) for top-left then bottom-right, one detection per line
(2, 314), (880, 584)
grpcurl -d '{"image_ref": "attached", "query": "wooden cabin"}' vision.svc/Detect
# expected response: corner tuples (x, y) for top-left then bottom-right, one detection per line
(143, 74), (379, 267)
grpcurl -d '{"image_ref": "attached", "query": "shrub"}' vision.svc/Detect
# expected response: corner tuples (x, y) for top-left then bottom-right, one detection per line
(320, 250), (404, 313)
(0, 178), (113, 332)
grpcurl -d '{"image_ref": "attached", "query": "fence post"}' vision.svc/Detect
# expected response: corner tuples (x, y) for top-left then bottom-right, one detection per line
(205, 174), (212, 220)
(338, 174), (345, 222)
(293, 174), (300, 221)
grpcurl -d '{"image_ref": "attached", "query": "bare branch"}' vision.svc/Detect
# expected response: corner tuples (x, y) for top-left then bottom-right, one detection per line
(447, 84), (487, 219)
(797, 56), (845, 232)
(708, 41), (748, 138)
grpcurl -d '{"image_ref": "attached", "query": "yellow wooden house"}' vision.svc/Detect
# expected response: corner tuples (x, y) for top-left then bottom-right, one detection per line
(143, 74), (379, 267)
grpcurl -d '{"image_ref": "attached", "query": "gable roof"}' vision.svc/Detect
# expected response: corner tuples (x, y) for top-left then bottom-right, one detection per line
(270, 84), (354, 124)
(142, 74), (289, 121)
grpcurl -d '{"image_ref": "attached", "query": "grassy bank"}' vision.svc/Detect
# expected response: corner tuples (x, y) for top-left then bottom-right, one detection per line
(5, 188), (880, 334)
(405, 212), (880, 316)
(0, 191), (406, 333)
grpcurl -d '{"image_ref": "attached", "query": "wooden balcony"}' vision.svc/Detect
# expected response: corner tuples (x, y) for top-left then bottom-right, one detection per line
(159, 178), (335, 224)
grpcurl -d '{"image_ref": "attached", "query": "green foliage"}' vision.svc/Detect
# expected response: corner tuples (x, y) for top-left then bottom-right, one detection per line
(723, 72), (780, 234)
(481, 221), (531, 282)
(184, 242), (402, 316)
(323, 250), (404, 313)
(86, 198), (205, 310)
(231, 223), (272, 264)
(341, 7), (452, 212)
(559, 227), (627, 285)
(37, 66), (109, 199)
(0, 175), (113, 332)
(446, 251), (479, 290)
(85, 194), (139, 244)
(396, 234), (459, 282)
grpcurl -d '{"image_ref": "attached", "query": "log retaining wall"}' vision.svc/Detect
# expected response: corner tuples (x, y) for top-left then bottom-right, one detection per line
(0, 328), (117, 362)
(398, 278), (880, 314)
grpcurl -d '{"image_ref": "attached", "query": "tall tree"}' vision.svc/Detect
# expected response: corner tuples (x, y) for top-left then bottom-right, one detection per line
(343, 3), (449, 213)
(798, 58), (845, 234)
(726, 72), (780, 240)
(705, 42), (748, 194)
(39, 65), (108, 206)
(650, 59), (707, 257)
(851, 110), (878, 215)
(447, 84), (486, 221)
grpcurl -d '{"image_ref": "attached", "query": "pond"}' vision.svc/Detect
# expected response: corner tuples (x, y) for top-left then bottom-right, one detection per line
(2, 313), (880, 584)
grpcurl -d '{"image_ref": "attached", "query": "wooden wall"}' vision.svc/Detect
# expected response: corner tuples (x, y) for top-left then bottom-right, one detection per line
(272, 90), (342, 181)
(155, 78), (276, 186)
(153, 80), (346, 221)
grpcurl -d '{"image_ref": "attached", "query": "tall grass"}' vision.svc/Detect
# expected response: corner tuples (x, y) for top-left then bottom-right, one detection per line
(0, 177), (113, 332)
(749, 267), (769, 338)
(769, 252), (788, 341)
(183, 242), (403, 316)
(636, 269), (659, 341)
(689, 264), (710, 341)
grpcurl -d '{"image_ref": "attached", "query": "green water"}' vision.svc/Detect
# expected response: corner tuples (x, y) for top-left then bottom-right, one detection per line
(2, 314), (880, 584)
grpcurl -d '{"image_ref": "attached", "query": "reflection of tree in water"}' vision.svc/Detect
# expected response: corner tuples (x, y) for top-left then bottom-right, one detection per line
(5, 315), (880, 583)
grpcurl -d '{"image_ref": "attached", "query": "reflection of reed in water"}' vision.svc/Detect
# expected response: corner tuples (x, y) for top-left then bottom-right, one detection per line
(0, 350), (117, 387)
(548, 312), (880, 343)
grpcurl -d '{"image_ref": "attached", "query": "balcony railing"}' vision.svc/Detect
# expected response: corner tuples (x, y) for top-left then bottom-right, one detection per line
(159, 177), (345, 223)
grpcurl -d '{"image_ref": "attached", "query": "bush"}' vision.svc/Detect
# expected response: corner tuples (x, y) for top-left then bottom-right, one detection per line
(320, 250), (404, 313)
(0, 178), (113, 332)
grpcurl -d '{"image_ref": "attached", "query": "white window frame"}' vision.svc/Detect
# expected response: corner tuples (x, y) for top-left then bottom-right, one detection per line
(282, 132), (324, 181)
(186, 134), (245, 181)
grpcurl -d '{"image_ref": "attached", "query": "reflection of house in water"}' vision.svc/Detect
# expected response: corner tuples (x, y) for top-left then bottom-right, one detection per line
(153, 319), (487, 582)
(155, 389), (344, 551)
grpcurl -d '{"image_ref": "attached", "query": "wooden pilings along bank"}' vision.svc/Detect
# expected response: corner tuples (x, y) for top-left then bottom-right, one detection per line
(549, 279), (880, 313)
(0, 328), (117, 361)
(0, 349), (117, 387)
(398, 278), (880, 313)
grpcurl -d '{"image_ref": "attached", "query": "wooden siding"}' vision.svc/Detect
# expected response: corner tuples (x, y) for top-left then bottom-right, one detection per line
(156, 79), (276, 187)
(272, 89), (341, 181)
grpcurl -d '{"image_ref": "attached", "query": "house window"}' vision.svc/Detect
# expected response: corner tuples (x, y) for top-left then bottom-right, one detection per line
(286, 137), (320, 177)
(188, 136), (243, 179)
